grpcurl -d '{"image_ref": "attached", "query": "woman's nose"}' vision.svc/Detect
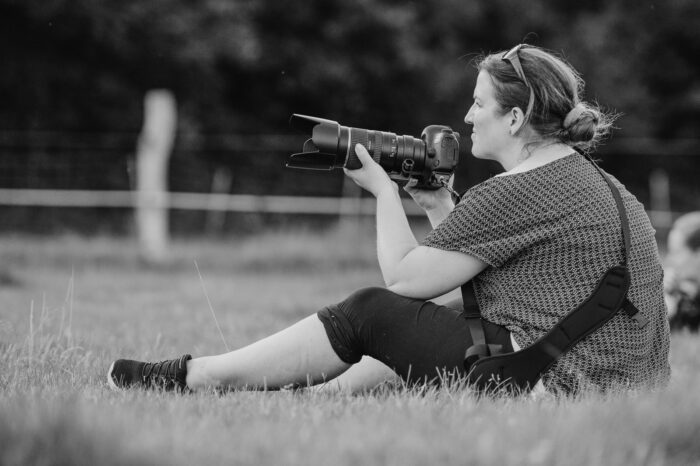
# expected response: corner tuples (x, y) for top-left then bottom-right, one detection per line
(464, 106), (474, 125)
(464, 111), (473, 125)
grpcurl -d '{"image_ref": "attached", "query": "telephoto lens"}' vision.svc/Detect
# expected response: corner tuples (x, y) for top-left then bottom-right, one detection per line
(288, 114), (459, 190)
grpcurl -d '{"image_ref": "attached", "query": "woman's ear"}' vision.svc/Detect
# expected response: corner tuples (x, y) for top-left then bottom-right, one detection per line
(508, 107), (526, 135)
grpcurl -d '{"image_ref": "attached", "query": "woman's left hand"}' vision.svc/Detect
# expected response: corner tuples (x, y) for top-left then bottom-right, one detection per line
(403, 175), (455, 212)
(343, 143), (396, 197)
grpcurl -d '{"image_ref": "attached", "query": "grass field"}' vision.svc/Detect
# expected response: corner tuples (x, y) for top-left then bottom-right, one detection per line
(1, 230), (699, 466)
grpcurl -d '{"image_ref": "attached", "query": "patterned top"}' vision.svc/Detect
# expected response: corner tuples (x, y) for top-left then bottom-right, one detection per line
(422, 153), (671, 393)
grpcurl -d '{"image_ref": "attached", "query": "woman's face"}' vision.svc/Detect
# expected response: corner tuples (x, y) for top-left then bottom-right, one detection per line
(464, 70), (512, 161)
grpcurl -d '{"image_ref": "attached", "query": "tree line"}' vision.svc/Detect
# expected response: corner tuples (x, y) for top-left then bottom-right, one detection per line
(1, 0), (698, 231)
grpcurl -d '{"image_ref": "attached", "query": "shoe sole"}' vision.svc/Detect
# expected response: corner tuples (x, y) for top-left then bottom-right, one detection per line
(106, 361), (119, 391)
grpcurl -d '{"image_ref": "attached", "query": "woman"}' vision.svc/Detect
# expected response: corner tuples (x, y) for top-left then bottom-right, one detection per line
(108, 44), (670, 394)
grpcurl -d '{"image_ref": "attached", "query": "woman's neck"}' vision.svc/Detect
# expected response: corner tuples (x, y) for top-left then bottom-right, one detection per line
(497, 143), (574, 175)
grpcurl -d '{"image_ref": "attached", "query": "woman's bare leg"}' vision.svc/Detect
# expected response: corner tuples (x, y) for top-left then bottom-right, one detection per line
(185, 315), (351, 390)
(313, 356), (400, 393)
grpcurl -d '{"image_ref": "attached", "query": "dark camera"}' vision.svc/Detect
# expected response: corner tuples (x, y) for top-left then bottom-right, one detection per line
(287, 114), (460, 190)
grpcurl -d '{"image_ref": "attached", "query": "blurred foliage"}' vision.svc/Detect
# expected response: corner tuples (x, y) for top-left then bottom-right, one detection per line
(3, 0), (699, 135)
(0, 0), (699, 232)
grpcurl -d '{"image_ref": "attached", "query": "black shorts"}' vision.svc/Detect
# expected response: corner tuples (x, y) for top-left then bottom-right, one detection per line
(317, 287), (513, 385)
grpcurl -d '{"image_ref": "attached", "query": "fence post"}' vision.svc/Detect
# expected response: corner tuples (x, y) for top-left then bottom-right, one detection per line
(135, 89), (177, 263)
(649, 168), (672, 234)
(339, 175), (365, 238)
(205, 165), (233, 235)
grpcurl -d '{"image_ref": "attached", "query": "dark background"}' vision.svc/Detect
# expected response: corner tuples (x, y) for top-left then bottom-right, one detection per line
(1, 0), (698, 234)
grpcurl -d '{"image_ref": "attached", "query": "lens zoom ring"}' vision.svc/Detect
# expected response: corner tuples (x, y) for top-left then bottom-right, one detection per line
(369, 132), (382, 163)
(346, 129), (369, 169)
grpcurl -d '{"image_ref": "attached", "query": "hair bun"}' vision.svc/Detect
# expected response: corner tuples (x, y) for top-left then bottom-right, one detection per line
(563, 104), (585, 129)
(564, 103), (599, 143)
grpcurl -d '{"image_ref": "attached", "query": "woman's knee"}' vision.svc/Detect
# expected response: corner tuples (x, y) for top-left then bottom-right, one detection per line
(316, 287), (404, 365)
(339, 287), (401, 321)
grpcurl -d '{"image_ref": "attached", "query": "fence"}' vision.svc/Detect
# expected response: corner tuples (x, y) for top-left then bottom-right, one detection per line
(1, 118), (698, 256)
(0, 188), (424, 215)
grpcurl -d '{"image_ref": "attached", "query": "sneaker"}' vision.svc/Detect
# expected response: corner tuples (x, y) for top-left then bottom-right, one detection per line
(107, 354), (192, 392)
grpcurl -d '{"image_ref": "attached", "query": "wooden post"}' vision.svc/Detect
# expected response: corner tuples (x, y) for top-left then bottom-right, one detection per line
(205, 165), (233, 235)
(339, 176), (364, 239)
(135, 89), (177, 263)
(649, 168), (672, 233)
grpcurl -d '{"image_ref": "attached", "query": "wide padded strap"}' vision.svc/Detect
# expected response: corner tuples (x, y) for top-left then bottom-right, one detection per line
(580, 152), (645, 324)
(466, 265), (630, 392)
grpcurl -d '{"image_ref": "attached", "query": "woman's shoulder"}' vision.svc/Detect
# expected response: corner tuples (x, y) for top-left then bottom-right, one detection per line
(464, 152), (583, 190)
(457, 153), (587, 213)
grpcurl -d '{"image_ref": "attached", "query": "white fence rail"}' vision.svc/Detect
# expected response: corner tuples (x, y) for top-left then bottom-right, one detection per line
(0, 188), (681, 224)
(0, 187), (682, 264)
(0, 188), (427, 216)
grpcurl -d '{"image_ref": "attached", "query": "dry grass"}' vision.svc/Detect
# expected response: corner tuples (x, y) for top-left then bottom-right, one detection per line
(1, 231), (699, 466)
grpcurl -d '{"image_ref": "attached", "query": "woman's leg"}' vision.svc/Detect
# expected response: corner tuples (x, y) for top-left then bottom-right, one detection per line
(186, 315), (351, 390)
(185, 286), (509, 391)
(316, 287), (513, 385)
(313, 356), (400, 393)
(109, 287), (511, 392)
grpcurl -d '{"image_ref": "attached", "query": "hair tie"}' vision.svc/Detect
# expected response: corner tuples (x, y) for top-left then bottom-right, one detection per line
(563, 104), (586, 129)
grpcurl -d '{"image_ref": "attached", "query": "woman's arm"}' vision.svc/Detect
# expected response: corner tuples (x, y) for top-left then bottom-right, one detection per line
(344, 144), (486, 299)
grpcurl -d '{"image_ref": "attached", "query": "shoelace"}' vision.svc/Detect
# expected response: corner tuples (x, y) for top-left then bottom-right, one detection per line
(141, 358), (181, 386)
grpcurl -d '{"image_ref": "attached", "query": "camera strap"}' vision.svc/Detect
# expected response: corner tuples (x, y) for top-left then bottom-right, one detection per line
(438, 178), (463, 203)
(461, 151), (649, 393)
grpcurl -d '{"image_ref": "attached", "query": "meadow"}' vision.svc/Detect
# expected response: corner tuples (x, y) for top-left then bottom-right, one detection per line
(1, 229), (699, 466)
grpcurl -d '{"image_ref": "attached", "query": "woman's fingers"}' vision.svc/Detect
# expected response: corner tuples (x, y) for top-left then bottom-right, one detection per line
(342, 143), (395, 196)
(354, 143), (372, 166)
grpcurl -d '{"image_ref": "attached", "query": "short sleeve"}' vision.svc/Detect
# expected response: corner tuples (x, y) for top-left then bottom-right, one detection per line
(421, 177), (555, 268)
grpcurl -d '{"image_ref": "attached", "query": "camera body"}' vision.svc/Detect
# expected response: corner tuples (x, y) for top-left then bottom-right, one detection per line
(287, 114), (459, 190)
